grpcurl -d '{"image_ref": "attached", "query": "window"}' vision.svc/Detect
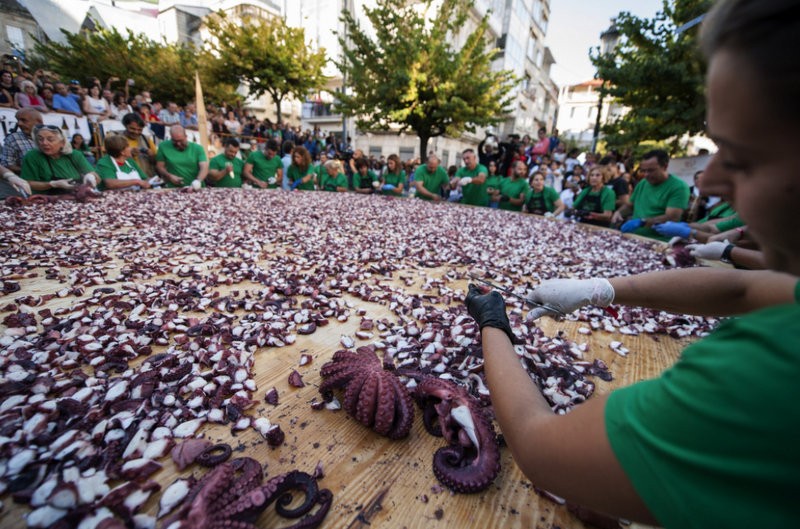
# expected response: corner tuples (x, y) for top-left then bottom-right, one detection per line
(399, 147), (415, 161)
(441, 149), (450, 167)
(369, 146), (382, 158)
(570, 107), (576, 118)
(6, 26), (24, 51)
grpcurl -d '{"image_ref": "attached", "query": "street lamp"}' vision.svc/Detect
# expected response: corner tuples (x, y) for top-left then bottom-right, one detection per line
(590, 20), (620, 154)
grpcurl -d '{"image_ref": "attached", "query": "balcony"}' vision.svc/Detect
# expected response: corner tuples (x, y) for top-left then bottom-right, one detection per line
(302, 101), (342, 124)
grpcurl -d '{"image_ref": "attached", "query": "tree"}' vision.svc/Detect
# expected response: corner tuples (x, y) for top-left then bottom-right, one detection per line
(31, 26), (237, 104)
(203, 12), (328, 123)
(337, 0), (515, 157)
(590, 0), (712, 154)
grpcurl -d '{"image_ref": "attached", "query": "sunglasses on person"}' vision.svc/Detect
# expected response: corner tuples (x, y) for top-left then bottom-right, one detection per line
(34, 124), (63, 133)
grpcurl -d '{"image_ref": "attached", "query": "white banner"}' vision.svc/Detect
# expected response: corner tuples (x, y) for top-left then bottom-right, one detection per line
(0, 108), (91, 143)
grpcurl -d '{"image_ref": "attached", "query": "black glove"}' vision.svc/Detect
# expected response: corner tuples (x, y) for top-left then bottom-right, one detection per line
(499, 194), (510, 202)
(465, 284), (515, 343)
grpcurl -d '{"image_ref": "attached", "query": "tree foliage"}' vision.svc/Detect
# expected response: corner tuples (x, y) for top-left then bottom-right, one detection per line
(590, 0), (712, 154)
(337, 0), (515, 156)
(203, 12), (328, 123)
(31, 26), (236, 105)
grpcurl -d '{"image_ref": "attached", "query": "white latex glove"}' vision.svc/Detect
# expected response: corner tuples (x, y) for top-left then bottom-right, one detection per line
(371, 180), (381, 189)
(191, 179), (202, 191)
(148, 176), (163, 187)
(668, 236), (687, 246)
(83, 173), (98, 187)
(6, 174), (31, 196)
(686, 240), (729, 261)
(50, 179), (76, 190)
(242, 183), (253, 189)
(268, 177), (277, 185)
(526, 278), (615, 321)
(459, 176), (472, 187)
(544, 212), (555, 218)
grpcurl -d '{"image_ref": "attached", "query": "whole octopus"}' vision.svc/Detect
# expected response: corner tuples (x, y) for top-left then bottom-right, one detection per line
(319, 347), (501, 493)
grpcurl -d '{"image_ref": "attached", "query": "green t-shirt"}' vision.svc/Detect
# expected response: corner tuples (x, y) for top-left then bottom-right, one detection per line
(630, 174), (690, 240)
(457, 163), (489, 206)
(353, 169), (378, 191)
(498, 177), (530, 212)
(155, 140), (207, 188)
(573, 186), (616, 213)
(715, 213), (745, 233)
(606, 288), (800, 529)
(697, 202), (736, 224)
(287, 164), (315, 191)
(525, 186), (560, 214)
(485, 174), (502, 195)
(21, 150), (94, 194)
(320, 172), (348, 192)
(245, 150), (282, 187)
(95, 155), (147, 189)
(381, 170), (406, 195)
(208, 154), (244, 188)
(414, 165), (449, 200)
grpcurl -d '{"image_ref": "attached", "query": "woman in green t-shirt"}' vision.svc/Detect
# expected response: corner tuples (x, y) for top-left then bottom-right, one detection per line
(571, 167), (616, 226)
(21, 124), (100, 195)
(287, 146), (315, 191)
(381, 154), (406, 196)
(524, 171), (564, 217)
(95, 134), (150, 191)
(319, 160), (348, 192)
(485, 160), (502, 208)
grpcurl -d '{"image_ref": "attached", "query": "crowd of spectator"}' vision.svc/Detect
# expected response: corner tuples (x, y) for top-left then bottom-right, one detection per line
(0, 66), (752, 269)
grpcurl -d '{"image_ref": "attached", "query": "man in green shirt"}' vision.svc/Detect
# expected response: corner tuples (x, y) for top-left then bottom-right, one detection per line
(612, 149), (690, 240)
(243, 139), (283, 189)
(497, 161), (530, 212)
(414, 154), (449, 201)
(456, 148), (489, 206)
(155, 125), (208, 188)
(207, 139), (244, 188)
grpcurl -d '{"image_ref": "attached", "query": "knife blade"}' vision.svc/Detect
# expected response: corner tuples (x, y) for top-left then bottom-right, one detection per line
(468, 274), (566, 317)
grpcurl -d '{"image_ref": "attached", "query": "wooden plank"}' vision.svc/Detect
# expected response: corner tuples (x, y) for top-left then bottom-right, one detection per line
(0, 193), (695, 529)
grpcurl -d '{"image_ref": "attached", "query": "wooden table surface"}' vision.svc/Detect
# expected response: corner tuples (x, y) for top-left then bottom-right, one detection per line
(0, 190), (696, 529)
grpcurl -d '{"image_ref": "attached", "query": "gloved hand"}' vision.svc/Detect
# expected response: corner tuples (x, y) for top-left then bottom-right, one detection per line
(544, 211), (555, 218)
(82, 173), (98, 187)
(50, 179), (77, 190)
(653, 221), (691, 239)
(459, 176), (472, 187)
(499, 194), (510, 202)
(465, 284), (514, 343)
(6, 174), (31, 196)
(381, 184), (396, 191)
(620, 218), (644, 233)
(268, 177), (277, 185)
(526, 278), (615, 321)
(290, 179), (303, 190)
(190, 179), (202, 190)
(686, 240), (730, 260)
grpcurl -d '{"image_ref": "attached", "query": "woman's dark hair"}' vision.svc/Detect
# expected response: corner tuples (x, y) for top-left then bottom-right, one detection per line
(292, 145), (311, 172)
(701, 0), (800, 121)
(122, 113), (145, 127)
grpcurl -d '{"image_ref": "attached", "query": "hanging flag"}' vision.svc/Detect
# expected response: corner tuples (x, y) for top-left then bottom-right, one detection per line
(195, 71), (210, 155)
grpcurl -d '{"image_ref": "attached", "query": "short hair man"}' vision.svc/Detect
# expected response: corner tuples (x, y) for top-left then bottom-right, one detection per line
(414, 154), (449, 201)
(52, 83), (82, 116)
(243, 139), (283, 189)
(612, 149), (690, 240)
(1, 108), (42, 173)
(456, 149), (489, 206)
(207, 138), (243, 188)
(155, 125), (208, 188)
(159, 102), (182, 125)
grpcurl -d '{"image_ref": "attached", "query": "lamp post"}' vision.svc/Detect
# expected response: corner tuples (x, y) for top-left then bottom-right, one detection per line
(590, 20), (620, 154)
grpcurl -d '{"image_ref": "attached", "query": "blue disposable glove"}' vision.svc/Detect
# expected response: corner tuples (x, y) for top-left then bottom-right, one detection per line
(290, 179), (303, 190)
(381, 184), (396, 191)
(653, 221), (691, 239)
(620, 218), (644, 233)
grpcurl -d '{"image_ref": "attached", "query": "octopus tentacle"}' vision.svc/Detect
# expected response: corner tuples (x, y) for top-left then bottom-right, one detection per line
(197, 443), (233, 467)
(273, 471), (320, 518)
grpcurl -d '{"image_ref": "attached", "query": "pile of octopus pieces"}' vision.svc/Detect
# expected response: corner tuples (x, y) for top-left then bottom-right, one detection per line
(159, 456), (331, 529)
(319, 346), (501, 494)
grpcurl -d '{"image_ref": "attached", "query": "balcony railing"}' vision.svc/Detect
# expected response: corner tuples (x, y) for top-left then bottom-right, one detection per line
(302, 101), (342, 120)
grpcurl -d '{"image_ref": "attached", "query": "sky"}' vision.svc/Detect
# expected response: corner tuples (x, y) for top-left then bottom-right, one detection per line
(545, 0), (664, 87)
